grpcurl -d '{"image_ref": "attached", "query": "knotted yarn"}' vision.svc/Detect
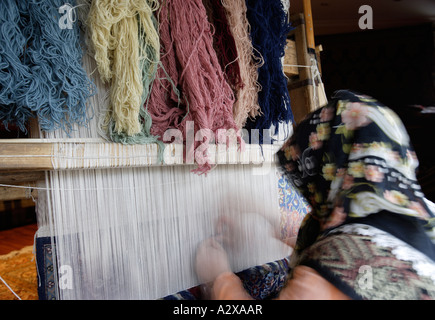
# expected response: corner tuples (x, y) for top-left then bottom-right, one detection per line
(148, 0), (240, 174)
(0, 0), (94, 133)
(88, 0), (162, 146)
(244, 0), (293, 141)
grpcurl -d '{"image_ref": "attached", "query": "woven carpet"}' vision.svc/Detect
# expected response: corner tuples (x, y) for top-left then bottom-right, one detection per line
(0, 246), (38, 300)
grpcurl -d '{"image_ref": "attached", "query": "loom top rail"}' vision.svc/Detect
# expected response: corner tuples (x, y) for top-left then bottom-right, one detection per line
(0, 138), (280, 172)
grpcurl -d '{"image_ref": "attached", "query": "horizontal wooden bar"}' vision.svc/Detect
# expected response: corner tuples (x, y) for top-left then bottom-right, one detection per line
(0, 139), (280, 172)
(0, 171), (45, 184)
(0, 182), (38, 201)
(0, 141), (53, 171)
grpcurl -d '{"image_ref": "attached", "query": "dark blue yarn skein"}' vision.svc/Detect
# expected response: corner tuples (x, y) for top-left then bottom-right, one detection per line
(244, 0), (293, 143)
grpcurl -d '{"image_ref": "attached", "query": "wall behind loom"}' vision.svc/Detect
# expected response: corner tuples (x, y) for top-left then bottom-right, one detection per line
(316, 23), (435, 107)
(316, 22), (435, 201)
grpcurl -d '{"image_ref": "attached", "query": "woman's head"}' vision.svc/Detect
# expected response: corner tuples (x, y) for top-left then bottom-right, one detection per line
(278, 90), (434, 249)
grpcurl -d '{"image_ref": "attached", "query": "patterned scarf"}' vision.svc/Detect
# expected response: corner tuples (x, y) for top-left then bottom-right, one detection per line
(278, 90), (435, 253)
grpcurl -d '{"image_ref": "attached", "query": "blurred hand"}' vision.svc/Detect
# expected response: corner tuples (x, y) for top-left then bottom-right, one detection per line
(195, 237), (232, 284)
(215, 215), (240, 249)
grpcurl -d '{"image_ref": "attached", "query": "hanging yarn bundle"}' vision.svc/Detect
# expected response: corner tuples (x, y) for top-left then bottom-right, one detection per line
(147, 0), (184, 138)
(244, 0), (293, 141)
(0, 0), (94, 133)
(148, 0), (240, 174)
(88, 0), (162, 145)
(202, 0), (242, 93)
(220, 0), (263, 129)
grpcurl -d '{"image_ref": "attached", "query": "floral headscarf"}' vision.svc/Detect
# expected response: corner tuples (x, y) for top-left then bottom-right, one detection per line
(278, 90), (435, 253)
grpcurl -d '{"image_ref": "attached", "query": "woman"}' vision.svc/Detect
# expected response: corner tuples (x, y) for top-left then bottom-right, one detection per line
(195, 90), (435, 299)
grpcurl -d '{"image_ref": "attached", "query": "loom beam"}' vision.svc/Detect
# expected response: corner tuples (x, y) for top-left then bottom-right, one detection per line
(0, 139), (279, 171)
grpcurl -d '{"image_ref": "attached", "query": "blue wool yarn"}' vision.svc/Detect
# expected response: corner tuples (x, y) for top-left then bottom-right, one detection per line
(244, 0), (293, 142)
(0, 0), (94, 133)
(0, 2), (33, 132)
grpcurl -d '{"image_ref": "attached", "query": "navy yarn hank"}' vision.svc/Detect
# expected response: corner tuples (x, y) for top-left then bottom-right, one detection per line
(243, 0), (293, 143)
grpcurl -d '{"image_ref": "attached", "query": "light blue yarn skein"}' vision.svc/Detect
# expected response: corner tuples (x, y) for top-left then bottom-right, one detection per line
(0, 0), (95, 133)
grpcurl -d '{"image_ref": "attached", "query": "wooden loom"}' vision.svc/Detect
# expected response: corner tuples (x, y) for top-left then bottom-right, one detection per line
(0, 2), (323, 198)
(0, 2), (322, 300)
